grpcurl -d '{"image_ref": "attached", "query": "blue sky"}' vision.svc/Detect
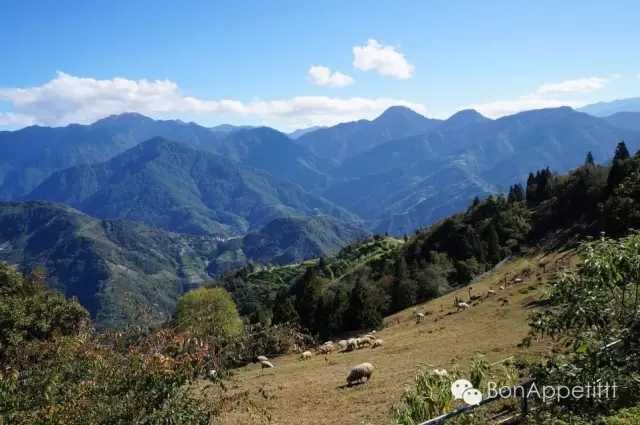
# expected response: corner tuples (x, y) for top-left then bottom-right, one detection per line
(1, 0), (639, 131)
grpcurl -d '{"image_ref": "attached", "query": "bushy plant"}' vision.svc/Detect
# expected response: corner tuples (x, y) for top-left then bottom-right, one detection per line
(528, 233), (640, 418)
(176, 287), (244, 339)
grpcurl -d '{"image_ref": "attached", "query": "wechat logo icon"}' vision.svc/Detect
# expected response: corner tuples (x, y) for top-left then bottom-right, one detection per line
(451, 379), (483, 406)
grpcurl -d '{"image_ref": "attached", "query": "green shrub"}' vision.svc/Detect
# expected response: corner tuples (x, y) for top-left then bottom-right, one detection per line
(0, 263), (89, 361)
(176, 287), (243, 339)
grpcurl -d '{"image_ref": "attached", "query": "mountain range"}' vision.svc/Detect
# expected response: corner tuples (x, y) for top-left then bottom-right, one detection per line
(0, 201), (366, 327)
(578, 97), (640, 117)
(25, 137), (355, 236)
(2, 98), (640, 327)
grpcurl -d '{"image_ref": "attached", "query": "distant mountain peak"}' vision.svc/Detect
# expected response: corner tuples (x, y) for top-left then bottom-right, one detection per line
(445, 109), (490, 125)
(94, 112), (154, 126)
(375, 105), (427, 122)
(579, 97), (640, 117)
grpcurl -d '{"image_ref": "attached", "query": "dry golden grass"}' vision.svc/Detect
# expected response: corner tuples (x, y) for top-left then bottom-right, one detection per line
(206, 250), (577, 425)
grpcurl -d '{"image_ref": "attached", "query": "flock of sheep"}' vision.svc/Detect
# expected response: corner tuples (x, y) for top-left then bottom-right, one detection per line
(254, 331), (382, 386)
(251, 260), (554, 387)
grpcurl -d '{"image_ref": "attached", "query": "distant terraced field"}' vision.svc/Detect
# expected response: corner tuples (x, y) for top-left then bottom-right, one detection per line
(204, 250), (576, 425)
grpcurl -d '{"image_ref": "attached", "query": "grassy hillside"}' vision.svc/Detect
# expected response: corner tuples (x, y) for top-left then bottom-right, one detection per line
(202, 250), (573, 425)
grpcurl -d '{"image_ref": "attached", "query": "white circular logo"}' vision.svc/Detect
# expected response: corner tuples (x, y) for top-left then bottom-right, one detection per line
(451, 379), (473, 400)
(462, 388), (482, 405)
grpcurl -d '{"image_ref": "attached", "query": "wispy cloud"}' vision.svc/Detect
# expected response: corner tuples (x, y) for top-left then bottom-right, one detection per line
(535, 77), (608, 95)
(352, 39), (414, 80)
(308, 66), (354, 87)
(0, 72), (426, 130)
(471, 76), (613, 118)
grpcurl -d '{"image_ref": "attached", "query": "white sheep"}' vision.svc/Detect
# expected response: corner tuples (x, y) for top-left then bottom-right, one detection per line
(415, 312), (425, 323)
(432, 368), (448, 377)
(256, 355), (268, 362)
(371, 339), (383, 349)
(487, 289), (497, 296)
(358, 337), (372, 348)
(318, 342), (335, 354)
(456, 302), (471, 311)
(345, 338), (358, 352)
(259, 360), (275, 374)
(300, 351), (312, 360)
(347, 362), (374, 386)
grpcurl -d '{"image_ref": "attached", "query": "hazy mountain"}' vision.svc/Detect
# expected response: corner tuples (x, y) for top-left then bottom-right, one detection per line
(334, 109), (490, 179)
(0, 201), (366, 328)
(0, 201), (214, 328)
(288, 126), (326, 139)
(603, 112), (640, 132)
(0, 113), (329, 199)
(210, 124), (255, 134)
(297, 106), (442, 163)
(579, 97), (640, 117)
(26, 138), (358, 236)
(0, 113), (225, 199)
(210, 216), (368, 274)
(215, 127), (332, 191)
(325, 107), (640, 234)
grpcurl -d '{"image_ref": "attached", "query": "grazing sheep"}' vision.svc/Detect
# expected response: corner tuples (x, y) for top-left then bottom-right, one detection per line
(456, 302), (471, 311)
(300, 351), (312, 360)
(345, 338), (358, 352)
(256, 355), (268, 362)
(208, 369), (217, 378)
(499, 285), (505, 290)
(433, 368), (448, 377)
(415, 312), (425, 324)
(318, 342), (335, 354)
(358, 337), (372, 348)
(347, 362), (374, 386)
(337, 340), (348, 350)
(487, 289), (496, 296)
(371, 339), (383, 349)
(260, 360), (275, 374)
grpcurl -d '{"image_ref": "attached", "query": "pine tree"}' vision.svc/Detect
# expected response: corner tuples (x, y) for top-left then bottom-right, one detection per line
(614, 141), (630, 161)
(484, 223), (501, 264)
(585, 151), (595, 166)
(608, 142), (632, 191)
(346, 274), (386, 330)
(508, 184), (525, 203)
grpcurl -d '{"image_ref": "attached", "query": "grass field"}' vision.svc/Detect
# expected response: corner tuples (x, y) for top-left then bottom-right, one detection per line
(205, 250), (577, 425)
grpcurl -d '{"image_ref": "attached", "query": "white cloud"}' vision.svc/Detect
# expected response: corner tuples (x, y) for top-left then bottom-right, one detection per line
(308, 66), (354, 87)
(535, 77), (608, 95)
(0, 112), (35, 128)
(352, 39), (414, 80)
(470, 97), (579, 119)
(0, 72), (426, 130)
(470, 76), (612, 118)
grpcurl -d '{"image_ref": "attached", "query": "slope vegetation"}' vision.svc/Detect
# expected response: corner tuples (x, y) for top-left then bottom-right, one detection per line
(206, 250), (573, 425)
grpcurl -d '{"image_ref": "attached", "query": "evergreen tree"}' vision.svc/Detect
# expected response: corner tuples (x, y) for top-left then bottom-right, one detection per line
(272, 289), (299, 324)
(608, 142), (632, 191)
(295, 268), (325, 331)
(614, 141), (631, 161)
(346, 273), (386, 330)
(585, 151), (595, 166)
(484, 223), (501, 264)
(508, 184), (525, 203)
